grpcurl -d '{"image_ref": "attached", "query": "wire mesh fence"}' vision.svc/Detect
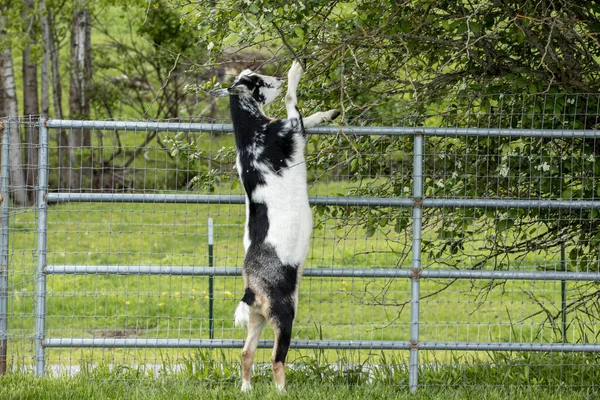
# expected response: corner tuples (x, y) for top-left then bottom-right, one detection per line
(1, 93), (600, 391)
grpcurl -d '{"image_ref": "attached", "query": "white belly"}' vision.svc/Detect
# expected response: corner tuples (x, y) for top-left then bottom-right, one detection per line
(251, 166), (312, 266)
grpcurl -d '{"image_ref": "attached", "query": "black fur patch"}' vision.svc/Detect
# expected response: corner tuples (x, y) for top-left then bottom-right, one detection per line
(241, 287), (255, 306)
(229, 95), (268, 198)
(244, 244), (299, 299)
(295, 106), (306, 137)
(259, 121), (297, 175)
(272, 306), (293, 363)
(266, 263), (298, 299)
(248, 201), (269, 244)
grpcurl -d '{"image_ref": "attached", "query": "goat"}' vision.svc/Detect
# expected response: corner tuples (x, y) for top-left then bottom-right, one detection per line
(211, 61), (339, 391)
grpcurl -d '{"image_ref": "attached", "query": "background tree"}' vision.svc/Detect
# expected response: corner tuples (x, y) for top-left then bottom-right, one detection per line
(0, 6), (29, 206)
(89, 2), (212, 190)
(22, 0), (40, 201)
(92, 2), (207, 120)
(188, 0), (600, 336)
(67, 0), (93, 190)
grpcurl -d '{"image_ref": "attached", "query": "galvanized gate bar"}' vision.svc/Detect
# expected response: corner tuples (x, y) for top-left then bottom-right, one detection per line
(46, 119), (600, 138)
(44, 265), (414, 278)
(45, 192), (600, 210)
(422, 198), (600, 209)
(35, 117), (50, 377)
(46, 193), (246, 204)
(46, 119), (234, 133)
(308, 125), (600, 138)
(42, 338), (600, 353)
(0, 120), (9, 375)
(45, 193), (414, 207)
(421, 269), (600, 281)
(43, 265), (600, 281)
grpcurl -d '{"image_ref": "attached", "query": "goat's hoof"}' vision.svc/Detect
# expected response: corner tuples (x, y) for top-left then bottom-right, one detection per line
(241, 381), (252, 392)
(275, 383), (286, 392)
(289, 60), (304, 80)
(326, 109), (341, 122)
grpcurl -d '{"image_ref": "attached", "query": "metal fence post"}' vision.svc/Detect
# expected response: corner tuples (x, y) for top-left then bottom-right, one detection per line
(35, 117), (49, 376)
(0, 120), (9, 375)
(208, 217), (214, 340)
(561, 243), (567, 342)
(409, 132), (424, 392)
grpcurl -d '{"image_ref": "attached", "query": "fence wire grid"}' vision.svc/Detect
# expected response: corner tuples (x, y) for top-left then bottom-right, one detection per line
(1, 93), (600, 391)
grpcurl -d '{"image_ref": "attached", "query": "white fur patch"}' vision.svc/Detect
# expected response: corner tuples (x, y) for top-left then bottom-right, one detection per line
(251, 140), (312, 267)
(234, 301), (250, 328)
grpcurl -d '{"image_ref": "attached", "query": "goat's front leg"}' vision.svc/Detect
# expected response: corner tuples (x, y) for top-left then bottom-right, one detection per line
(285, 61), (303, 120)
(303, 110), (341, 129)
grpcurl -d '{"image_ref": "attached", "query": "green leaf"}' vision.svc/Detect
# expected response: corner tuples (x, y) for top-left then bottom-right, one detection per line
(394, 217), (408, 233)
(350, 158), (359, 173)
(569, 248), (578, 261)
(495, 219), (514, 232)
(528, 83), (538, 94)
(561, 188), (574, 199)
(469, 21), (481, 34)
(294, 26), (305, 40)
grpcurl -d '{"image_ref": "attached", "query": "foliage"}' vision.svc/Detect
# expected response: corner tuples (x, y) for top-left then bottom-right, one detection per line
(92, 1), (210, 119)
(175, 0), (600, 329)
(189, 1), (600, 114)
(163, 131), (237, 191)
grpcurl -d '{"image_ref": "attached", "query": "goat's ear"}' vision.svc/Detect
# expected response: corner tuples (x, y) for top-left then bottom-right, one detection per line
(209, 88), (229, 98)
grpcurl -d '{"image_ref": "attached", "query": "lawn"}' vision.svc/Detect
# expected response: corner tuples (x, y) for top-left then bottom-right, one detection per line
(2, 352), (600, 399)
(5, 192), (578, 371)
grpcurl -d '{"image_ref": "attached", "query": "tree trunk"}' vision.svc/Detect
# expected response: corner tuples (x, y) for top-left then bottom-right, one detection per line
(0, 35), (30, 206)
(0, 55), (4, 118)
(68, 4), (92, 190)
(39, 0), (50, 118)
(22, 0), (39, 202)
(69, 5), (92, 125)
(40, 0), (68, 189)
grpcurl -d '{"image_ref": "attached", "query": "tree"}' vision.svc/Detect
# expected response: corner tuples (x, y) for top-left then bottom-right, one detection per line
(92, 1), (207, 120)
(89, 2), (212, 190)
(188, 0), (600, 337)
(40, 0), (70, 189)
(39, 0), (50, 118)
(0, 54), (4, 115)
(68, 0), (93, 190)
(22, 0), (40, 202)
(0, 10), (29, 206)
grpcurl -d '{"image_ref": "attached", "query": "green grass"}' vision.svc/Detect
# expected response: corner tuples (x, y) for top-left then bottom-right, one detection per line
(1, 379), (594, 400)
(2, 351), (600, 399)
(6, 189), (584, 370)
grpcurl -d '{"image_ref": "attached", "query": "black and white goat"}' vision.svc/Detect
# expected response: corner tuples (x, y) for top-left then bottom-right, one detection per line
(211, 61), (339, 391)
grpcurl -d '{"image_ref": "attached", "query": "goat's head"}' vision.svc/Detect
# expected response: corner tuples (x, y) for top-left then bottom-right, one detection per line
(210, 69), (284, 106)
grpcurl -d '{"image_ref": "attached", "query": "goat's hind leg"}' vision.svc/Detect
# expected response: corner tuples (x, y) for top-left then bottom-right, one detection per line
(269, 302), (295, 391)
(241, 312), (266, 392)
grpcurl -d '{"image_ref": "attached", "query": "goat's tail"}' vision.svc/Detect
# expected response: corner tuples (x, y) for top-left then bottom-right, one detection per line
(234, 288), (255, 328)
